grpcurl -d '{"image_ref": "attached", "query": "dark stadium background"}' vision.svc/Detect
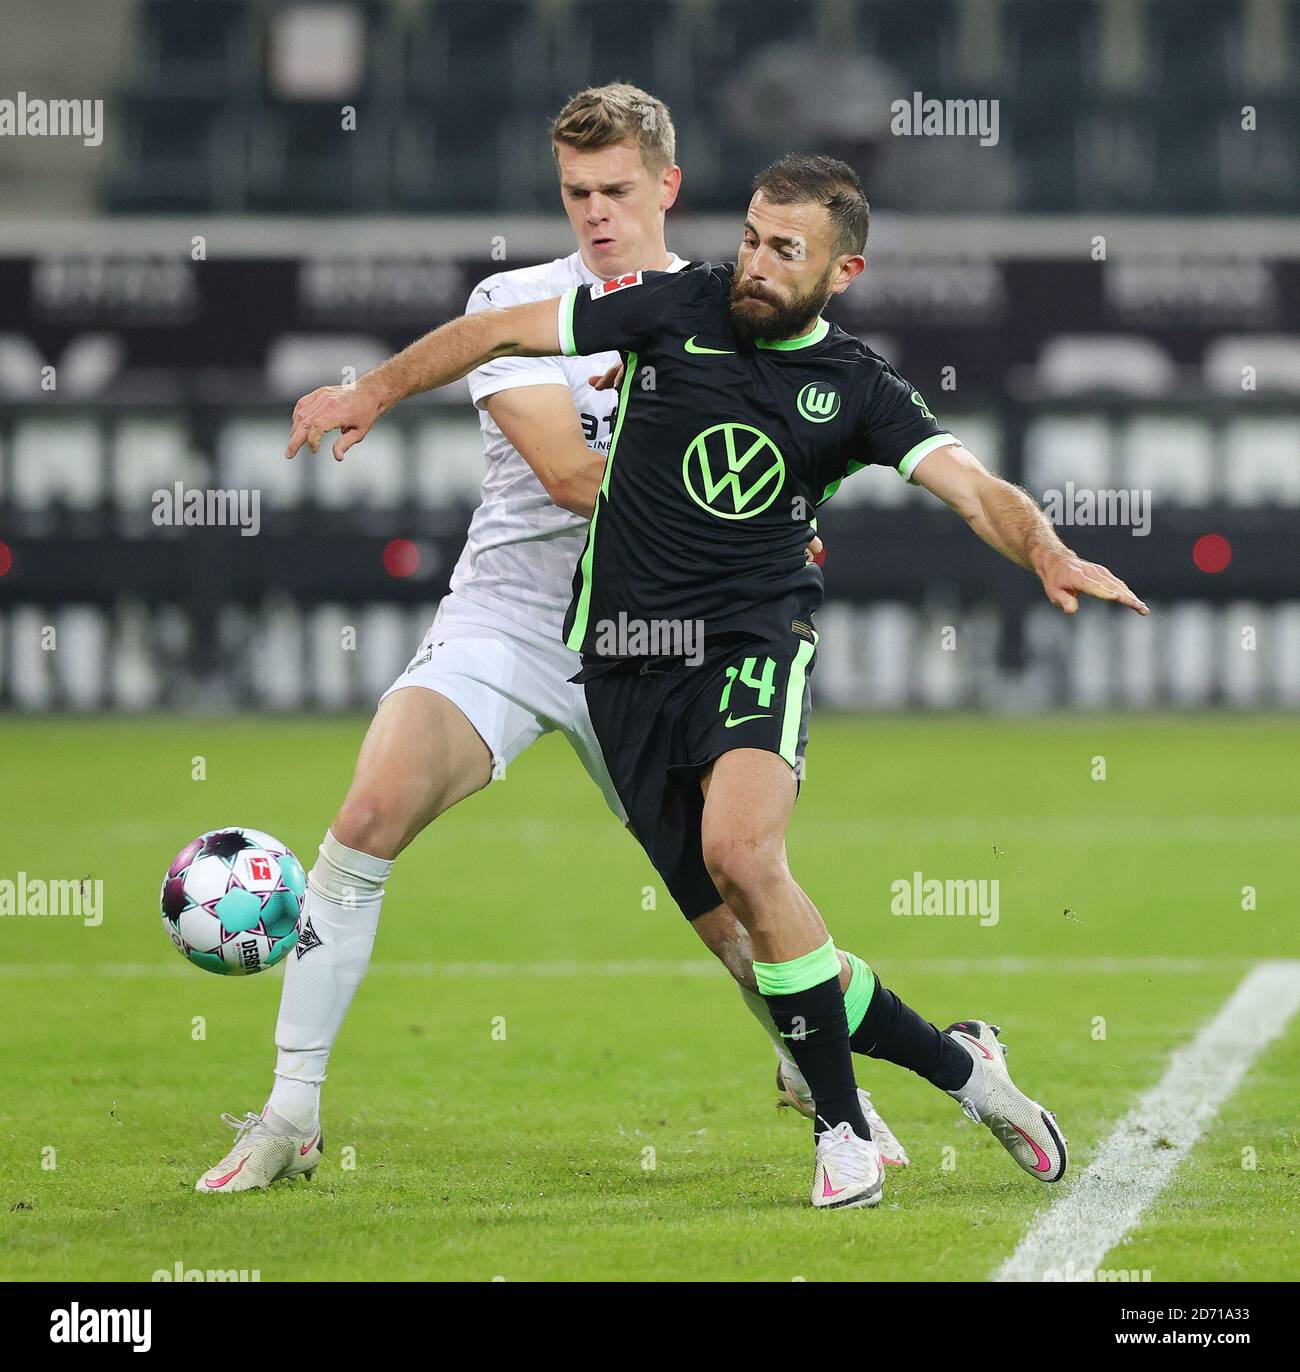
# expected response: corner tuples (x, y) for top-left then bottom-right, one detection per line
(0, 0), (1297, 712)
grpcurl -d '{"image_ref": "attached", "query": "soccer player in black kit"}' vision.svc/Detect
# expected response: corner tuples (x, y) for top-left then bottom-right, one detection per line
(288, 155), (1148, 1210)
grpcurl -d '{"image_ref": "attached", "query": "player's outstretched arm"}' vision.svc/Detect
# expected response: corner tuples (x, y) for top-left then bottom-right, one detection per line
(912, 443), (1150, 616)
(486, 385), (606, 517)
(285, 298), (564, 462)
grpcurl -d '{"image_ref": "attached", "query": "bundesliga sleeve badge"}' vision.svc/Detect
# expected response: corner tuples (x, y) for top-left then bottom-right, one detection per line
(590, 271), (643, 298)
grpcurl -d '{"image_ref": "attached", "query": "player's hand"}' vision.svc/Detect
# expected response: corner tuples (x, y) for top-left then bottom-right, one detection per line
(806, 534), (824, 565)
(588, 362), (624, 392)
(285, 378), (384, 462)
(1035, 550), (1149, 615)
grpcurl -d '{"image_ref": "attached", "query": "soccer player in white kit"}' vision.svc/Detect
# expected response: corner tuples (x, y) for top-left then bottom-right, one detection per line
(196, 85), (907, 1193)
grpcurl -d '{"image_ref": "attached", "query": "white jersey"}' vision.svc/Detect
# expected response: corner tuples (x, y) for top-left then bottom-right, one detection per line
(451, 249), (688, 640)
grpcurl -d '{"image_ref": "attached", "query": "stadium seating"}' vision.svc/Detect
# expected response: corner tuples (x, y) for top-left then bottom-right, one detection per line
(94, 0), (1298, 214)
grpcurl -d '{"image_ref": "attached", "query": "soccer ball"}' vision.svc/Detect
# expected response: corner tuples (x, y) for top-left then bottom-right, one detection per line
(160, 827), (306, 975)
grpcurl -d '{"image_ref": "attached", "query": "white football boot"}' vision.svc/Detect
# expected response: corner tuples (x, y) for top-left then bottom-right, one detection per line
(195, 1109), (323, 1193)
(944, 1020), (1067, 1183)
(776, 1060), (911, 1167)
(811, 1121), (884, 1209)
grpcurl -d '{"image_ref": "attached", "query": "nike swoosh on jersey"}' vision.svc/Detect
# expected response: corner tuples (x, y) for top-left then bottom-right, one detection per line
(684, 336), (734, 355)
(724, 712), (772, 727)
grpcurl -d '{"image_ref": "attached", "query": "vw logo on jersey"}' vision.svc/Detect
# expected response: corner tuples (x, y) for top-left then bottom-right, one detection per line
(796, 382), (840, 423)
(682, 423), (786, 520)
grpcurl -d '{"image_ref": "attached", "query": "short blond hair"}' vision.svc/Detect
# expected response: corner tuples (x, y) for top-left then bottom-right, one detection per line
(551, 82), (676, 174)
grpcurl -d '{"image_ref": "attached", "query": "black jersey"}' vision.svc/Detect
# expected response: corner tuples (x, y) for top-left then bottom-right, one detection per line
(556, 262), (956, 660)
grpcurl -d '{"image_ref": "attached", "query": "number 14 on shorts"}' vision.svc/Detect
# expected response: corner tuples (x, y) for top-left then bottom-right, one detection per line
(720, 655), (776, 722)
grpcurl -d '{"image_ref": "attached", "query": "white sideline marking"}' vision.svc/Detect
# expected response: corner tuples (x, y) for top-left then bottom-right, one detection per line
(994, 960), (1300, 1283)
(0, 956), (1253, 980)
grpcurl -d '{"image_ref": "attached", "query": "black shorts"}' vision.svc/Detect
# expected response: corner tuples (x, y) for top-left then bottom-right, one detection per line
(581, 624), (817, 920)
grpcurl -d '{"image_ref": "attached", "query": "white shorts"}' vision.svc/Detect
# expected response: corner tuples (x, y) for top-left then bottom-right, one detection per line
(380, 593), (627, 822)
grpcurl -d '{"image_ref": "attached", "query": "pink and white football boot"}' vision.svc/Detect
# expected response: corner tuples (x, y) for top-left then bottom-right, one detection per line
(195, 1109), (323, 1193)
(944, 1020), (1067, 1183)
(776, 1061), (911, 1167)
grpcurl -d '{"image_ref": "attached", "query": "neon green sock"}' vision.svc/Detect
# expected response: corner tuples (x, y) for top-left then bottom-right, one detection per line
(842, 950), (876, 1036)
(752, 937), (841, 996)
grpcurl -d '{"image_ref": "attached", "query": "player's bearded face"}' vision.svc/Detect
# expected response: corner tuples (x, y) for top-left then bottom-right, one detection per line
(728, 261), (836, 343)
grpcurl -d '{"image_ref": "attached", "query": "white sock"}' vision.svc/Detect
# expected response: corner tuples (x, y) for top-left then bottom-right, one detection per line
(738, 983), (813, 1106)
(266, 830), (392, 1135)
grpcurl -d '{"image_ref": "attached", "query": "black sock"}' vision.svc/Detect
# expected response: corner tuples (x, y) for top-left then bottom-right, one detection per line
(849, 978), (972, 1091)
(764, 976), (871, 1138)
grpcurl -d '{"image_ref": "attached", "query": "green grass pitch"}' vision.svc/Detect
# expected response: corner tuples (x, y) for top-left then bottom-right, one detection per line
(1, 713), (1296, 1282)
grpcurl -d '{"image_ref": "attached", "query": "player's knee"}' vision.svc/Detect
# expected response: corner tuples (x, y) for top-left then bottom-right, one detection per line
(702, 831), (786, 909)
(331, 790), (407, 861)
